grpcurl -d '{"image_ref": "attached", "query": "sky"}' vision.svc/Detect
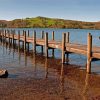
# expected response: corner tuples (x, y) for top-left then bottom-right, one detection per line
(0, 0), (100, 22)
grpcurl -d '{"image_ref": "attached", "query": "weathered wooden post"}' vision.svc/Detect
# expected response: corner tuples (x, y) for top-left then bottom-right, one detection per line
(66, 32), (70, 64)
(10, 30), (12, 44)
(18, 30), (20, 51)
(45, 32), (48, 57)
(27, 30), (30, 51)
(12, 30), (14, 48)
(2, 30), (4, 42)
(66, 32), (69, 43)
(1, 30), (3, 44)
(8, 30), (10, 45)
(24, 31), (26, 50)
(62, 33), (66, 63)
(13, 30), (16, 45)
(87, 33), (92, 74)
(22, 30), (24, 49)
(52, 31), (55, 57)
(41, 31), (44, 53)
(52, 31), (54, 40)
(4, 30), (6, 42)
(33, 30), (36, 53)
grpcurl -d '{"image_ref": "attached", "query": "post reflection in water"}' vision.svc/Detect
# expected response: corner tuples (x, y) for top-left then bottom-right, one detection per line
(33, 53), (37, 77)
(18, 48), (21, 64)
(82, 73), (89, 100)
(60, 64), (65, 94)
(45, 58), (48, 79)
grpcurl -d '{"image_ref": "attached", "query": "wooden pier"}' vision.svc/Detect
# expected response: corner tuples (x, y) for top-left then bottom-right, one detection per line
(0, 29), (100, 74)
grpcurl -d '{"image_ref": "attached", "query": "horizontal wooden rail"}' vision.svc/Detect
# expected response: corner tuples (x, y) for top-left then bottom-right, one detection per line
(0, 29), (100, 74)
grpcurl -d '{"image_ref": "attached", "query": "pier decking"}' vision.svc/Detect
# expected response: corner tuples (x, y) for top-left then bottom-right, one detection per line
(0, 30), (100, 73)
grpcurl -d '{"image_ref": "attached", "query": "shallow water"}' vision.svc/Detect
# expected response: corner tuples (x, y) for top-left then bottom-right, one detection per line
(0, 41), (100, 100)
(0, 28), (100, 74)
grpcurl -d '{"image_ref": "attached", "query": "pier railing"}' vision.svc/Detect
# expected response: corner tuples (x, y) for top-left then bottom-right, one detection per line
(0, 29), (100, 74)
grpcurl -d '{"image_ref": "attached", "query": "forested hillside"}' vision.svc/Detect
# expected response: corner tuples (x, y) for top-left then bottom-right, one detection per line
(0, 16), (100, 29)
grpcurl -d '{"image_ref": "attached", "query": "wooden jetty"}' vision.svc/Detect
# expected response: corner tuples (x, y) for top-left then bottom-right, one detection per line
(0, 29), (100, 74)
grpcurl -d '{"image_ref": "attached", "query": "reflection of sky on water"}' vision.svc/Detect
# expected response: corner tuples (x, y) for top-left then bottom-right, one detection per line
(0, 28), (100, 74)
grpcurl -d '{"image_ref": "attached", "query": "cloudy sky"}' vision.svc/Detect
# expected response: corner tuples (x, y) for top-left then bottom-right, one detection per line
(0, 0), (100, 21)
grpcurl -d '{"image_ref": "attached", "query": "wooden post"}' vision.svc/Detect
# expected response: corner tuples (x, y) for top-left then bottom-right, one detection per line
(13, 30), (16, 45)
(66, 32), (69, 43)
(41, 31), (44, 53)
(52, 31), (54, 40)
(65, 32), (70, 64)
(18, 30), (20, 51)
(12, 30), (14, 48)
(27, 30), (29, 51)
(4, 30), (6, 43)
(10, 30), (12, 44)
(62, 33), (66, 63)
(87, 33), (92, 74)
(52, 31), (54, 57)
(33, 30), (36, 53)
(22, 30), (24, 49)
(2, 30), (4, 42)
(45, 32), (48, 57)
(24, 31), (26, 50)
(28, 30), (29, 37)
(8, 30), (10, 44)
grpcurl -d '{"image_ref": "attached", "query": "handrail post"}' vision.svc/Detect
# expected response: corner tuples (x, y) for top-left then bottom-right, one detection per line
(62, 33), (66, 63)
(45, 32), (48, 57)
(33, 30), (36, 53)
(24, 31), (26, 50)
(18, 30), (20, 51)
(52, 31), (55, 57)
(87, 33), (92, 74)
(52, 31), (54, 40)
(66, 32), (69, 43)
(41, 31), (44, 53)
(66, 32), (70, 64)
(27, 30), (30, 51)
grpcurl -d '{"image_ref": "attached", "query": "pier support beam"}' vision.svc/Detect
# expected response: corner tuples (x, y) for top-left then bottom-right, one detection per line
(12, 31), (14, 48)
(33, 30), (36, 53)
(62, 33), (66, 63)
(65, 32), (70, 64)
(41, 31), (44, 54)
(52, 31), (55, 57)
(24, 31), (26, 50)
(18, 30), (20, 51)
(27, 30), (30, 51)
(45, 32), (48, 57)
(4, 30), (6, 43)
(87, 33), (92, 74)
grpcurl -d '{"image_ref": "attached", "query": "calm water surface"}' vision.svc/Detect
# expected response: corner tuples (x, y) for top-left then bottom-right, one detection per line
(0, 28), (100, 74)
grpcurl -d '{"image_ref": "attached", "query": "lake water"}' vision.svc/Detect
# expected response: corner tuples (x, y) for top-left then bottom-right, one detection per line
(0, 28), (100, 74)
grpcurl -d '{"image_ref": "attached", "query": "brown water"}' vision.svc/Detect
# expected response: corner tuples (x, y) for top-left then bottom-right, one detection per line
(0, 41), (100, 100)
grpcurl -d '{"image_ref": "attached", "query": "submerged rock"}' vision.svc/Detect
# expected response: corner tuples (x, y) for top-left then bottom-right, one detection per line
(0, 69), (8, 78)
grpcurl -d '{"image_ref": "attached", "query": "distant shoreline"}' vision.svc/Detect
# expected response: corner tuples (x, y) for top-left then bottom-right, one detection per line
(0, 16), (100, 30)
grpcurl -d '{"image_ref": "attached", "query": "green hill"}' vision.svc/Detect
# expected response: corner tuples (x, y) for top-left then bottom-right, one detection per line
(0, 16), (100, 29)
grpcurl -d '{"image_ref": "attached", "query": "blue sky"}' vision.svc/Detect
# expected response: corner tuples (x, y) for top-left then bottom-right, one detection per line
(0, 0), (100, 22)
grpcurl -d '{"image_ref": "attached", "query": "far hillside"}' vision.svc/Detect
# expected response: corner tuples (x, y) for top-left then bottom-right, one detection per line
(0, 16), (100, 29)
